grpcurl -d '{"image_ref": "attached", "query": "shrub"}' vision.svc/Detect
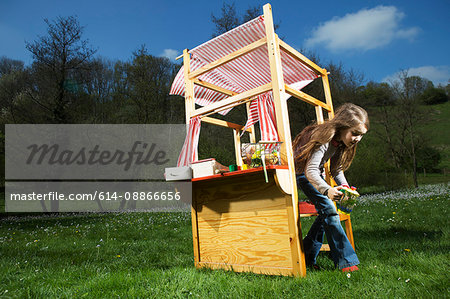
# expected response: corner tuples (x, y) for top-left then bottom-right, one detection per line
(420, 87), (449, 105)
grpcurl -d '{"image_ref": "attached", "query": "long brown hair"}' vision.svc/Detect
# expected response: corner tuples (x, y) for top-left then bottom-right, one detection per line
(293, 103), (369, 174)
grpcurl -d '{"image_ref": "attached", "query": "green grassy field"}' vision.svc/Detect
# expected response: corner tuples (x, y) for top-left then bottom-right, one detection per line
(0, 183), (449, 298)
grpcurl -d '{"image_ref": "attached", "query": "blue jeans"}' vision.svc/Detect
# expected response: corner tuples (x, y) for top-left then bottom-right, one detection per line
(297, 173), (359, 269)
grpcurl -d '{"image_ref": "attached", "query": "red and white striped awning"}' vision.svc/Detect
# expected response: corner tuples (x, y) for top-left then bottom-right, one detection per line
(170, 15), (319, 116)
(171, 15), (319, 166)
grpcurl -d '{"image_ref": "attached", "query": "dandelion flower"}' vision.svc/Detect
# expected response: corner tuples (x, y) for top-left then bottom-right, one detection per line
(404, 249), (411, 252)
(116, 255), (121, 258)
(393, 212), (396, 215)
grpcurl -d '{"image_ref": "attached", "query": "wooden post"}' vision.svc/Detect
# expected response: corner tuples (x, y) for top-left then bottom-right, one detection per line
(233, 128), (243, 166)
(182, 49), (200, 267)
(263, 3), (305, 277)
(322, 72), (334, 119)
(183, 49), (196, 125)
(321, 73), (335, 186)
(315, 106), (324, 124)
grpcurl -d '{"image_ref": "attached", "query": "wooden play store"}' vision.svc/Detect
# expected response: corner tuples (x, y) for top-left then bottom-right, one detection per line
(169, 3), (355, 277)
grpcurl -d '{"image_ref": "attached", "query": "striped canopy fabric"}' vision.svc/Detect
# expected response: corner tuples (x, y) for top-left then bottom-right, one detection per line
(170, 15), (319, 166)
(177, 117), (201, 167)
(170, 15), (318, 111)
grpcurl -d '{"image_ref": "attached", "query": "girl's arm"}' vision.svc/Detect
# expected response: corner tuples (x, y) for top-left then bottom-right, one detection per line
(333, 170), (349, 188)
(304, 144), (331, 195)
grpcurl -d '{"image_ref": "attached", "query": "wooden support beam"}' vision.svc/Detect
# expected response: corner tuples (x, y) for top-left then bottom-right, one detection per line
(278, 39), (327, 76)
(183, 49), (196, 125)
(190, 83), (272, 118)
(263, 3), (304, 277)
(182, 48), (201, 268)
(315, 106), (324, 124)
(188, 37), (267, 80)
(201, 116), (252, 133)
(193, 79), (237, 97)
(321, 73), (335, 119)
(321, 72), (336, 186)
(285, 85), (331, 111)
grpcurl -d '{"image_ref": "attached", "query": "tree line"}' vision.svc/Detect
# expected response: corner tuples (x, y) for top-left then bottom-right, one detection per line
(1, 11), (448, 190)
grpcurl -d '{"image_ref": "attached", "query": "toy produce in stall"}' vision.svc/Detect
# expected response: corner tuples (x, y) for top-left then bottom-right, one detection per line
(241, 142), (282, 168)
(336, 186), (360, 214)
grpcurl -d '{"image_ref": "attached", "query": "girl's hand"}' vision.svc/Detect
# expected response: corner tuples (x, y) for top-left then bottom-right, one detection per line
(327, 186), (344, 201)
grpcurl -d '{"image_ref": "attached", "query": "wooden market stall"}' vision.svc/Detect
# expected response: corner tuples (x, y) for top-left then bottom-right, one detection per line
(170, 3), (352, 277)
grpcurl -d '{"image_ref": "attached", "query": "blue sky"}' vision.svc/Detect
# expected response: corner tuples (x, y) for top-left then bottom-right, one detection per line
(1, 0), (449, 86)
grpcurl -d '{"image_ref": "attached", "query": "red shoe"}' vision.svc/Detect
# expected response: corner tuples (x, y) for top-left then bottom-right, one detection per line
(341, 265), (359, 272)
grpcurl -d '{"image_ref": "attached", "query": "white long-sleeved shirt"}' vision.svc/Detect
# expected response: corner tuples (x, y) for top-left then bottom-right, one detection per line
(304, 142), (348, 195)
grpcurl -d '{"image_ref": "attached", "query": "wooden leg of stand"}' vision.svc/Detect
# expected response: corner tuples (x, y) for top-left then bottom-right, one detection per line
(344, 216), (355, 250)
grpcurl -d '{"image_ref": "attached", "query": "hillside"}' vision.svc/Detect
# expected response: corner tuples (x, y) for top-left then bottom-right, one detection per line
(421, 101), (450, 170)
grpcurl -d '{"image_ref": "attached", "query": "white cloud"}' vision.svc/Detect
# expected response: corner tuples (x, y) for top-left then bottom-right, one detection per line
(160, 48), (179, 60)
(382, 66), (450, 86)
(305, 6), (420, 52)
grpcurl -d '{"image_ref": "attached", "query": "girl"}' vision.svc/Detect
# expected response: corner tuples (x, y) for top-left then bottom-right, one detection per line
(293, 103), (369, 272)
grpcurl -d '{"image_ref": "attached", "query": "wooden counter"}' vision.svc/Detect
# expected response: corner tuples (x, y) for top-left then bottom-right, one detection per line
(190, 165), (305, 276)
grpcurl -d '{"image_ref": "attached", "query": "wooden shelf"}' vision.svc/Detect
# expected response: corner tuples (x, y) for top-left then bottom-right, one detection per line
(192, 165), (289, 182)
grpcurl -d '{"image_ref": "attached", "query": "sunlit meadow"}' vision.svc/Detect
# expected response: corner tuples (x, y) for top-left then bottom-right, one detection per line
(0, 183), (448, 298)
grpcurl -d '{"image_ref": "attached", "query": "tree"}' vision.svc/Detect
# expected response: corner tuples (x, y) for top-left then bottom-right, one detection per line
(211, 3), (240, 37)
(211, 2), (279, 37)
(0, 56), (24, 77)
(126, 46), (177, 123)
(0, 66), (36, 123)
(379, 71), (432, 187)
(358, 81), (394, 107)
(242, 6), (260, 23)
(83, 58), (115, 123)
(420, 86), (449, 105)
(25, 16), (96, 123)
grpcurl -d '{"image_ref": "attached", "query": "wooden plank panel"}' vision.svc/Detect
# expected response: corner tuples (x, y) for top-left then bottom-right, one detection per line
(197, 262), (294, 276)
(192, 170), (294, 271)
(197, 209), (292, 267)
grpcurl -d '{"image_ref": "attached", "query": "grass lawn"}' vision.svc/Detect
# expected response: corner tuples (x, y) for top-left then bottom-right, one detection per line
(0, 183), (449, 298)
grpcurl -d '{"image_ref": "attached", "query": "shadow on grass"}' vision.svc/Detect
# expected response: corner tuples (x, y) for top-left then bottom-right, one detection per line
(354, 227), (448, 257)
(356, 227), (443, 242)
